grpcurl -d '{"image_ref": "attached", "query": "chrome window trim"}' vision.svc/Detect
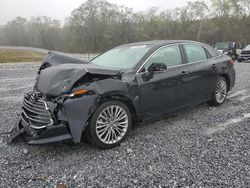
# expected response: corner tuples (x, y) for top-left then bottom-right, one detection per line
(185, 54), (222, 65)
(136, 42), (222, 75)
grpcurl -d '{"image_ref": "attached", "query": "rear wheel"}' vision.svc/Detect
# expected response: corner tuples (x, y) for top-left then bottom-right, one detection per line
(209, 77), (228, 106)
(89, 100), (132, 149)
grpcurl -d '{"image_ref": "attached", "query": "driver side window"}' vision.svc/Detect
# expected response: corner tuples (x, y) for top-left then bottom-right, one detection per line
(144, 45), (183, 71)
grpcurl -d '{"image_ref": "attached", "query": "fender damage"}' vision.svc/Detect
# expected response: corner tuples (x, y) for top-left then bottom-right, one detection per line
(10, 53), (134, 144)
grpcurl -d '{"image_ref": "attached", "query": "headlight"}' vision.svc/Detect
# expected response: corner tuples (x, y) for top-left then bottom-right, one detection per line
(64, 89), (91, 97)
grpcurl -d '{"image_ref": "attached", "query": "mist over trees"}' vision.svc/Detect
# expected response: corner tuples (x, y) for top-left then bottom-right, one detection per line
(0, 0), (249, 53)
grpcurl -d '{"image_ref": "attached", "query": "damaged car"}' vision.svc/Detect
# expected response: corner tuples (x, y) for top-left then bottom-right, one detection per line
(9, 40), (236, 149)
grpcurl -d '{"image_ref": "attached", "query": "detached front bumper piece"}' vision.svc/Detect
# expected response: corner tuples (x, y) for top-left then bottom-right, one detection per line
(10, 92), (72, 144)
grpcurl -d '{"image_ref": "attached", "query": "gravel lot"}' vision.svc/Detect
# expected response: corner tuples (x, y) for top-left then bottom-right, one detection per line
(0, 62), (249, 187)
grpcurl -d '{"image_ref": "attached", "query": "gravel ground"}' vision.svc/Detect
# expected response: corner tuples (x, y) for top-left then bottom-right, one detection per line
(0, 62), (249, 187)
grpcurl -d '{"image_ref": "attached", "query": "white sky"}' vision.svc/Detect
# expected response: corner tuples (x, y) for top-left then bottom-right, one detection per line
(0, 0), (195, 25)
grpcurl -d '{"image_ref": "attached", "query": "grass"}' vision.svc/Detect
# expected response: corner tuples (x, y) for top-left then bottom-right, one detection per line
(0, 49), (45, 63)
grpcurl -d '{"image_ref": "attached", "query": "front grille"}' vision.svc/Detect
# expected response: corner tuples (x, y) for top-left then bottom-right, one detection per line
(21, 93), (53, 129)
(241, 50), (250, 55)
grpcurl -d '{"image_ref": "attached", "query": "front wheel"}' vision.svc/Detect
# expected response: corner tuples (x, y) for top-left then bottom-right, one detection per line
(209, 77), (228, 106)
(89, 100), (132, 149)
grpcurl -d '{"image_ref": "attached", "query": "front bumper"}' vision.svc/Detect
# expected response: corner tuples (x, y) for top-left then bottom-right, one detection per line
(10, 92), (72, 144)
(10, 91), (99, 144)
(18, 119), (72, 144)
(238, 55), (250, 61)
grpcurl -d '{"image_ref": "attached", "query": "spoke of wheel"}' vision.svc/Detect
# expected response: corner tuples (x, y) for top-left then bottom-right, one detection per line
(113, 125), (124, 134)
(96, 120), (107, 125)
(114, 106), (118, 118)
(108, 129), (113, 143)
(103, 129), (110, 142)
(221, 83), (226, 90)
(96, 123), (108, 129)
(111, 106), (114, 117)
(97, 128), (107, 136)
(115, 107), (122, 118)
(116, 115), (127, 122)
(111, 128), (117, 142)
(117, 111), (126, 120)
(96, 125), (108, 132)
(216, 93), (220, 98)
(103, 109), (110, 119)
(98, 126), (109, 137)
(117, 121), (128, 125)
(99, 114), (108, 121)
(108, 107), (112, 118)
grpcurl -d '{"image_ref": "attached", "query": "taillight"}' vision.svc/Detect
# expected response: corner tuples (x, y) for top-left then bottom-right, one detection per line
(228, 59), (235, 65)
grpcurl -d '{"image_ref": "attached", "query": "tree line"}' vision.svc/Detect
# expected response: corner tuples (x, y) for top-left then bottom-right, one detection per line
(0, 0), (249, 53)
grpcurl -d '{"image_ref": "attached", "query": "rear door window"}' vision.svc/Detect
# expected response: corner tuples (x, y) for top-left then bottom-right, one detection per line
(184, 44), (207, 63)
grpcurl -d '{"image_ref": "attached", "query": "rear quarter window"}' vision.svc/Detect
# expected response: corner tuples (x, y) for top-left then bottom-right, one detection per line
(205, 47), (220, 58)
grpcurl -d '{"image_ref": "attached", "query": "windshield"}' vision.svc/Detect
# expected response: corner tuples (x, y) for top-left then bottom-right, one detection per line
(244, 45), (250, 50)
(91, 45), (151, 70)
(215, 42), (232, 50)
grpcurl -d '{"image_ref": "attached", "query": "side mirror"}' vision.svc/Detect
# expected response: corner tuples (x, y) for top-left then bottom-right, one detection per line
(148, 63), (167, 73)
(143, 63), (167, 81)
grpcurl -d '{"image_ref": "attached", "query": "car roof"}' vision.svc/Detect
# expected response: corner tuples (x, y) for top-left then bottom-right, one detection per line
(215, 42), (235, 44)
(117, 40), (205, 48)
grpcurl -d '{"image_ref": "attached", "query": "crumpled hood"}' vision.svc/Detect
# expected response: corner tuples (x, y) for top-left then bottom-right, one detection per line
(36, 63), (121, 97)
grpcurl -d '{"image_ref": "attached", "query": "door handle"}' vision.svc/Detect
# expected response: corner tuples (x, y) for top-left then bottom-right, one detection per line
(180, 71), (189, 76)
(211, 64), (217, 68)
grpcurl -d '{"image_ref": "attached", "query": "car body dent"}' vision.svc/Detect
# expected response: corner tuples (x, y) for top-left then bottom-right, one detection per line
(36, 63), (121, 97)
(55, 77), (139, 143)
(62, 94), (99, 142)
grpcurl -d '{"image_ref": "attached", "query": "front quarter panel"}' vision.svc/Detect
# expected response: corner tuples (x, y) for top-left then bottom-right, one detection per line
(62, 94), (99, 142)
(60, 78), (139, 143)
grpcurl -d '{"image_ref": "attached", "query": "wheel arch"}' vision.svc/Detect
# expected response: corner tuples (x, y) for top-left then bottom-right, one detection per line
(99, 94), (137, 123)
(81, 94), (138, 142)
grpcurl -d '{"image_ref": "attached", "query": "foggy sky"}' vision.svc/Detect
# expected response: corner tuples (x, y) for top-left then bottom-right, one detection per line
(0, 0), (195, 25)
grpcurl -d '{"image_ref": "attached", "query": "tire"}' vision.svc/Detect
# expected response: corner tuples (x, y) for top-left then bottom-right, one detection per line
(209, 77), (228, 106)
(89, 100), (132, 149)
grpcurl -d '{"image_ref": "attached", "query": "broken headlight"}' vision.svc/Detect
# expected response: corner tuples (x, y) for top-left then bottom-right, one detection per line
(64, 89), (92, 98)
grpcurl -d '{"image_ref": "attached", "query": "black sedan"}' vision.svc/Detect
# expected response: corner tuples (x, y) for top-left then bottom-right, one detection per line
(10, 40), (236, 149)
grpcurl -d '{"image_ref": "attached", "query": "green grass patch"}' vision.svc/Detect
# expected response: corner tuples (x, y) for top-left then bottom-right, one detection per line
(0, 49), (45, 63)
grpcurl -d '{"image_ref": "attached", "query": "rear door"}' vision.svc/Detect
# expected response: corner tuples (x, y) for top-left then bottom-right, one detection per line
(136, 44), (190, 118)
(182, 43), (218, 103)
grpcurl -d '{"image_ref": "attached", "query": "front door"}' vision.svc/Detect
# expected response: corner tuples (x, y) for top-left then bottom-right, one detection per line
(136, 44), (190, 119)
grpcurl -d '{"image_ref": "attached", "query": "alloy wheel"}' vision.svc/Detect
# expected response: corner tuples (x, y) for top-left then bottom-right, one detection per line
(215, 79), (227, 104)
(95, 105), (129, 145)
